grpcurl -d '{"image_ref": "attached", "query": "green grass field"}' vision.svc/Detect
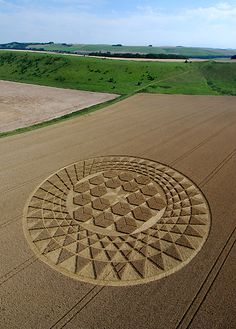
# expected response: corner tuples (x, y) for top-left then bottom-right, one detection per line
(0, 51), (235, 96)
(26, 43), (236, 58)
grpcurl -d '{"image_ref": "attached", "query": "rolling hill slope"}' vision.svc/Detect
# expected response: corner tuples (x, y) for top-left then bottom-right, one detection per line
(0, 51), (235, 96)
(0, 42), (236, 58)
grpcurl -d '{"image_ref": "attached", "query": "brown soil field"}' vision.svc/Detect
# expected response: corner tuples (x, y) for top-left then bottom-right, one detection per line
(0, 80), (118, 132)
(0, 93), (235, 328)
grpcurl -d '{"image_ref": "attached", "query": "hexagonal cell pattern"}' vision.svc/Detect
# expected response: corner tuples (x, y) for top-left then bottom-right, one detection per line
(127, 192), (146, 206)
(74, 207), (93, 222)
(115, 217), (137, 234)
(89, 175), (104, 185)
(112, 202), (131, 216)
(147, 196), (166, 210)
(135, 175), (151, 185)
(141, 185), (159, 196)
(94, 212), (114, 228)
(122, 181), (139, 192)
(90, 186), (107, 197)
(105, 178), (121, 189)
(73, 193), (91, 206)
(103, 171), (119, 178)
(92, 198), (110, 211)
(132, 206), (152, 221)
(119, 172), (134, 182)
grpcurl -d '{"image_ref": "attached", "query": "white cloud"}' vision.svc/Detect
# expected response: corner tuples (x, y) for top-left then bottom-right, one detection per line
(186, 2), (236, 20)
(0, 1), (236, 48)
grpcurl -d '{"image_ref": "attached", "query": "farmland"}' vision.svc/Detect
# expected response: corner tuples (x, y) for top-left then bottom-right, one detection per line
(1, 0), (236, 324)
(0, 46), (236, 329)
(1, 93), (236, 327)
(23, 43), (236, 58)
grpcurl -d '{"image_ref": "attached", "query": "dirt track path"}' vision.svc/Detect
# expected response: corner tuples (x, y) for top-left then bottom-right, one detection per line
(0, 93), (235, 329)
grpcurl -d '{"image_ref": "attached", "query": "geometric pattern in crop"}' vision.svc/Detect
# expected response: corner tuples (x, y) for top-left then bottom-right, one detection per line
(23, 156), (211, 286)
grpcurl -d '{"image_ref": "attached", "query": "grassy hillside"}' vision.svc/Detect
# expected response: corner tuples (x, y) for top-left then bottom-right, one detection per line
(0, 51), (235, 96)
(26, 43), (236, 58)
(145, 62), (236, 96)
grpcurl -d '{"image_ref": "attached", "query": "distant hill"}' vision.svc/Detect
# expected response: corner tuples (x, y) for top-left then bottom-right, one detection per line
(0, 42), (53, 50)
(0, 42), (32, 50)
(0, 42), (236, 59)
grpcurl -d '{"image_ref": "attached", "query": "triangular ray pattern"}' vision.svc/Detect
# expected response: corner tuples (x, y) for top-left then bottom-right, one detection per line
(130, 259), (146, 278)
(120, 263), (142, 281)
(184, 226), (203, 238)
(145, 259), (164, 277)
(57, 248), (74, 264)
(28, 218), (45, 230)
(34, 238), (52, 253)
(59, 256), (77, 273)
(163, 244), (182, 262)
(148, 253), (165, 270)
(175, 235), (195, 250)
(47, 248), (62, 264)
(76, 256), (91, 274)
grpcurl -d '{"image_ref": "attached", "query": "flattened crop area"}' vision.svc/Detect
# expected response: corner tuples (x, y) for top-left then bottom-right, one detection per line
(0, 80), (118, 132)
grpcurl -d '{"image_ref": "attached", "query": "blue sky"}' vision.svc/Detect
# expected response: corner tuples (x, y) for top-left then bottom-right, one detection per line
(0, 0), (236, 48)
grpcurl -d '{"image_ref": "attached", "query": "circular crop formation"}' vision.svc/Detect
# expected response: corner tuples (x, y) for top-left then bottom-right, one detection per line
(23, 156), (211, 286)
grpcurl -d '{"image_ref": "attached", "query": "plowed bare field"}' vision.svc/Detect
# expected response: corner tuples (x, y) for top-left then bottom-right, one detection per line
(0, 80), (118, 132)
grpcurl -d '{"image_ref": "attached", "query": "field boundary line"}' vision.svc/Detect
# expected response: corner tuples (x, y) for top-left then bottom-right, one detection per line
(0, 173), (48, 195)
(0, 215), (21, 230)
(176, 226), (236, 329)
(0, 94), (126, 140)
(200, 149), (236, 187)
(0, 256), (37, 286)
(143, 107), (233, 157)
(50, 285), (105, 329)
(171, 119), (236, 166)
(176, 150), (236, 328)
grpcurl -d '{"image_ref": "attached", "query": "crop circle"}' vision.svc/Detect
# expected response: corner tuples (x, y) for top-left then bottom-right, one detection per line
(23, 156), (210, 286)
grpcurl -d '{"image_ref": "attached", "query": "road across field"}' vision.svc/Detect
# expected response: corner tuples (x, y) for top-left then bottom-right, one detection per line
(0, 93), (235, 329)
(0, 80), (118, 132)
